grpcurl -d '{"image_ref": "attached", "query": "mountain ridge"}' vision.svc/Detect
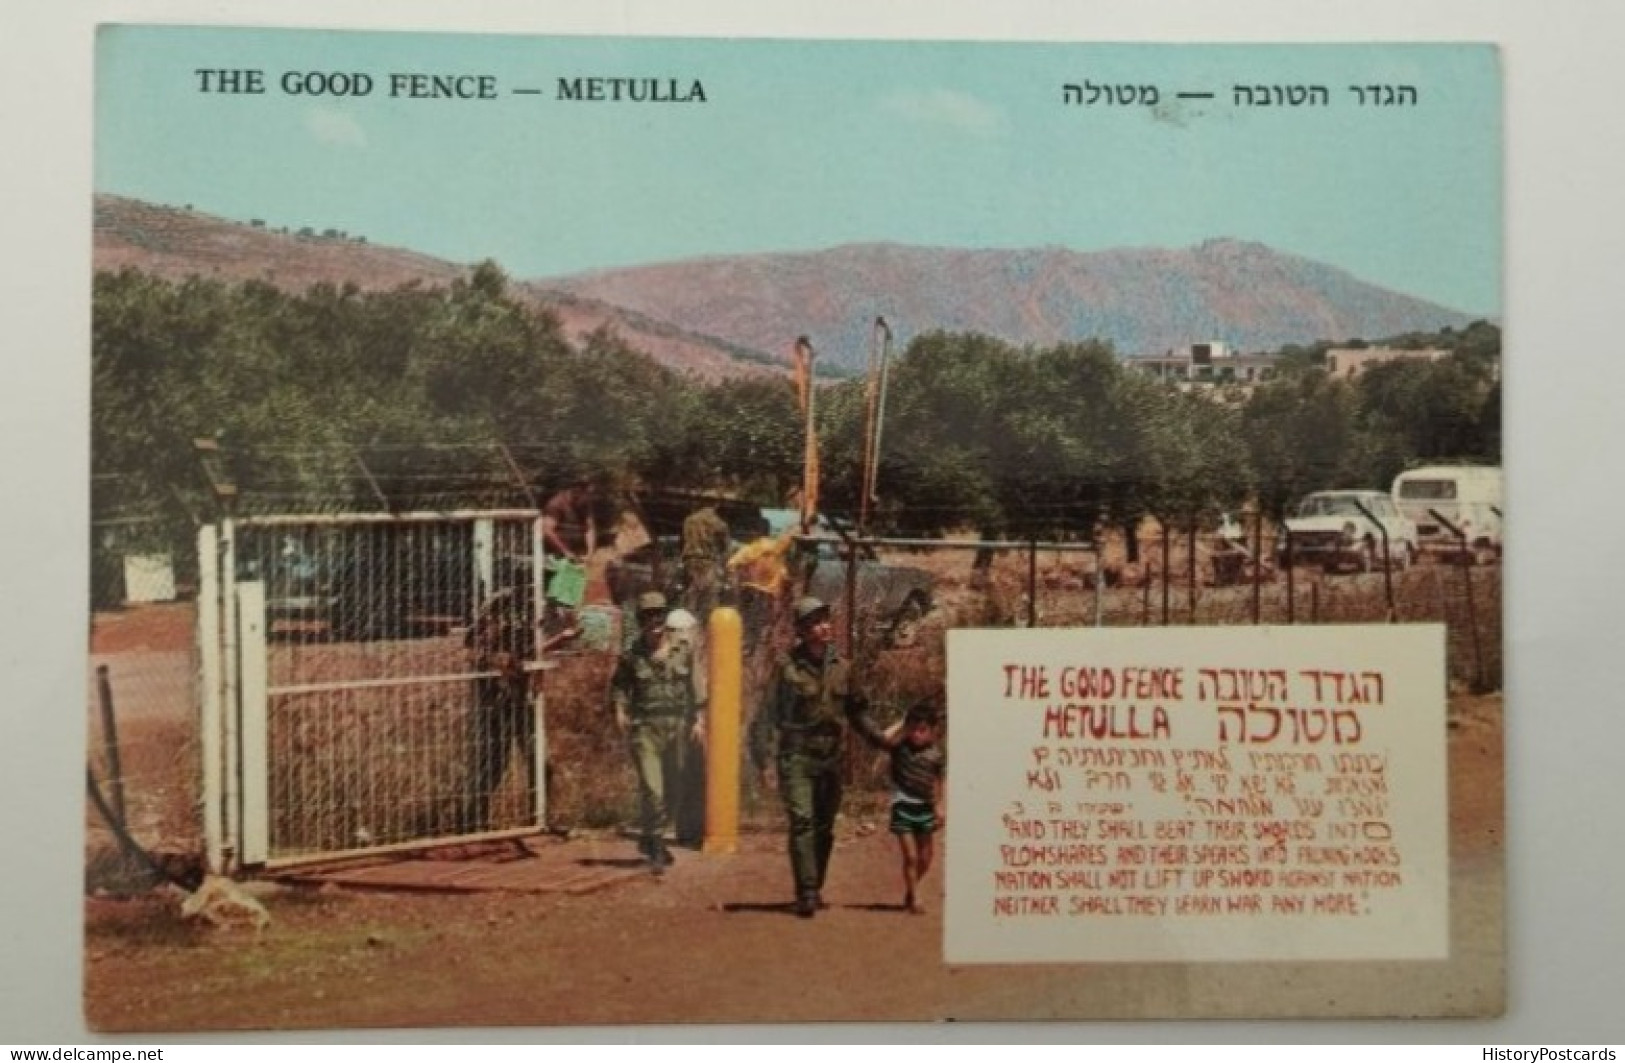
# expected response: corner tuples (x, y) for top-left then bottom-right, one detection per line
(540, 238), (1478, 371)
(93, 194), (1479, 377)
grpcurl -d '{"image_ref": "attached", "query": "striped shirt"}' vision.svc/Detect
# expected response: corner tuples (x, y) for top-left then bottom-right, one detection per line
(890, 740), (944, 805)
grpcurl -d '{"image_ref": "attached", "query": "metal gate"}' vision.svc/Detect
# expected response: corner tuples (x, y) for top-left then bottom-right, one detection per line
(199, 510), (550, 870)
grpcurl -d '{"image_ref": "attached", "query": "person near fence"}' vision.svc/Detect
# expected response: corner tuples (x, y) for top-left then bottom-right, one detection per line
(680, 503), (731, 620)
(883, 700), (946, 914)
(464, 579), (559, 833)
(727, 516), (797, 657)
(749, 595), (890, 918)
(611, 591), (706, 873)
(542, 479), (598, 564)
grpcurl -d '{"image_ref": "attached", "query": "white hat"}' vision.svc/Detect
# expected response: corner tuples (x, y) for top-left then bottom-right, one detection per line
(665, 608), (698, 631)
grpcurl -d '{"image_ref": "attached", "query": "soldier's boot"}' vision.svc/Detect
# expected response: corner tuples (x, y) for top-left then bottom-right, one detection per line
(643, 836), (673, 875)
(795, 891), (818, 919)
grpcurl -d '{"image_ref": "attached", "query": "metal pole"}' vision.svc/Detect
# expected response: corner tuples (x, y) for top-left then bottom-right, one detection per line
(1094, 541), (1105, 628)
(1352, 498), (1396, 622)
(1160, 521), (1171, 626)
(704, 606), (742, 855)
(1432, 508), (1487, 692)
(1187, 521), (1197, 625)
(844, 543), (859, 657)
(1250, 509), (1263, 625)
(859, 324), (881, 534)
(197, 524), (226, 873)
(95, 665), (126, 829)
(221, 518), (240, 870)
(1286, 526), (1297, 625)
(868, 317), (893, 520)
(796, 336), (818, 532)
(530, 515), (549, 828)
(1141, 558), (1152, 626)
(1027, 539), (1038, 628)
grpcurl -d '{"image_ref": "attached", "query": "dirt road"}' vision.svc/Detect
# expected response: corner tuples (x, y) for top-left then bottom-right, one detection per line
(84, 694), (1502, 1031)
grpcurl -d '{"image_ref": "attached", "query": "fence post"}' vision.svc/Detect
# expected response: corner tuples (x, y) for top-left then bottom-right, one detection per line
(95, 665), (127, 828)
(1027, 539), (1038, 628)
(1431, 508), (1487, 692)
(530, 515), (549, 829)
(844, 542), (860, 656)
(1141, 559), (1151, 625)
(220, 519), (240, 871)
(1286, 530), (1297, 625)
(1250, 509), (1263, 625)
(1187, 523), (1198, 625)
(1352, 498), (1397, 622)
(1094, 541), (1104, 628)
(1160, 522), (1171, 626)
(236, 580), (269, 867)
(197, 524), (225, 874)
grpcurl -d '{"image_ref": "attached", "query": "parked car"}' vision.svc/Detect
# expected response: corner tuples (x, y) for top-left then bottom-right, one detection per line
(234, 528), (341, 636)
(235, 522), (487, 640)
(801, 550), (935, 648)
(763, 509), (935, 649)
(326, 524), (478, 639)
(1392, 464), (1503, 563)
(1279, 490), (1418, 573)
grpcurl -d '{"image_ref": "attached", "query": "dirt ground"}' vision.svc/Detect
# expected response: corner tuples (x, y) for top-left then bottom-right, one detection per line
(83, 694), (1503, 1032)
(82, 574), (1504, 1032)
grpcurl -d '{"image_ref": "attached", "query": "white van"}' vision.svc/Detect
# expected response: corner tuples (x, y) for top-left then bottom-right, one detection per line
(1391, 465), (1503, 560)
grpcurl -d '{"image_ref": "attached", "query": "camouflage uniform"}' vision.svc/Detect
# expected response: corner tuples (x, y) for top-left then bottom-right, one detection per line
(680, 505), (731, 618)
(750, 639), (888, 913)
(611, 625), (700, 866)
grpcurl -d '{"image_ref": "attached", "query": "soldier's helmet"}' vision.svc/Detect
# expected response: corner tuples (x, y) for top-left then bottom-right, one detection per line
(636, 591), (669, 615)
(793, 596), (830, 625)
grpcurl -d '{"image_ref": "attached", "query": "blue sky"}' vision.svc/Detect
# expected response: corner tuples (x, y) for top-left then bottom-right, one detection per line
(96, 28), (1501, 314)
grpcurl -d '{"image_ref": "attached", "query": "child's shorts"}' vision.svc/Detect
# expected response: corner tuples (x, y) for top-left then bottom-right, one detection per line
(889, 798), (937, 836)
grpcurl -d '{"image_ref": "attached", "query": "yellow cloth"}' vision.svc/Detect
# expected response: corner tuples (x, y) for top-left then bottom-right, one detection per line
(727, 532), (796, 596)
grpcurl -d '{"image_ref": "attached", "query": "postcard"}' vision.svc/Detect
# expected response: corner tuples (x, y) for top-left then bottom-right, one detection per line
(85, 26), (1503, 1028)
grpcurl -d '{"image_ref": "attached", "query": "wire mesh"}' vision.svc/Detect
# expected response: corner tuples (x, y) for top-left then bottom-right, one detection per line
(87, 500), (1502, 879)
(87, 518), (201, 891)
(232, 514), (547, 864)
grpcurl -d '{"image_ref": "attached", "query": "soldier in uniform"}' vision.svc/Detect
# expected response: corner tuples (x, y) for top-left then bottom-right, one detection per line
(750, 596), (889, 917)
(464, 580), (538, 833)
(679, 503), (732, 620)
(610, 591), (706, 873)
(463, 572), (580, 833)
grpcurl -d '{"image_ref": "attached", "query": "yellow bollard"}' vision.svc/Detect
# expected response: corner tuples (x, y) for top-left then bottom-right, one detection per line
(703, 606), (743, 855)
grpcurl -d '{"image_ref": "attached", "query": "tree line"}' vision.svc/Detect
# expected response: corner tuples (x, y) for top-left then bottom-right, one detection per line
(91, 261), (1501, 578)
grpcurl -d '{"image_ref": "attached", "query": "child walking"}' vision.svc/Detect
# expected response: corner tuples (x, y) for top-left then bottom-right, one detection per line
(885, 701), (946, 914)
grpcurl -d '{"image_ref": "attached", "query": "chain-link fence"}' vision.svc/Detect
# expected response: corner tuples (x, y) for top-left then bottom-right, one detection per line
(87, 515), (203, 892)
(85, 504), (1502, 880)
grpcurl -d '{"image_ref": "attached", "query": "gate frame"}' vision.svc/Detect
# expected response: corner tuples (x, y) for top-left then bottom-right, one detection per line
(200, 508), (550, 873)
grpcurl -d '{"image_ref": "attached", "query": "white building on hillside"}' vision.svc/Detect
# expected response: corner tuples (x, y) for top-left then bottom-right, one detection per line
(1126, 342), (1279, 388)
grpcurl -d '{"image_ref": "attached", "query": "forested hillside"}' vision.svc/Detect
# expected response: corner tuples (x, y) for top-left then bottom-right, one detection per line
(92, 263), (1501, 575)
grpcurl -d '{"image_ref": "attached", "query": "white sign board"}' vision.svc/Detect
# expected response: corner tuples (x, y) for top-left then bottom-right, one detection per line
(945, 624), (1448, 963)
